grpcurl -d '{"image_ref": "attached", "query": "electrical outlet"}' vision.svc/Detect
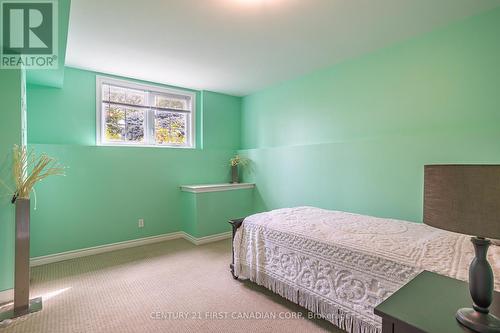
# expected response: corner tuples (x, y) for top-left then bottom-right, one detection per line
(138, 219), (144, 228)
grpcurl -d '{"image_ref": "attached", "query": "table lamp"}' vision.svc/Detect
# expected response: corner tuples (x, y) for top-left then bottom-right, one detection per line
(424, 165), (500, 332)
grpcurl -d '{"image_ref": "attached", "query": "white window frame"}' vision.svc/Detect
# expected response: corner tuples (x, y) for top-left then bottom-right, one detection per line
(96, 76), (196, 148)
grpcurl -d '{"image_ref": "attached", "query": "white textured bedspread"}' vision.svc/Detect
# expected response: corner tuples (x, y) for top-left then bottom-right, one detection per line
(233, 207), (500, 333)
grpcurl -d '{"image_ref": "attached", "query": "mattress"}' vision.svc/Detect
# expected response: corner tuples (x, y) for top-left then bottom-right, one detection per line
(233, 206), (500, 333)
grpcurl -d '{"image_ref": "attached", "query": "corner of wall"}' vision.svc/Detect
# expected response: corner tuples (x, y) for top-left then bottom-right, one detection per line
(0, 69), (24, 292)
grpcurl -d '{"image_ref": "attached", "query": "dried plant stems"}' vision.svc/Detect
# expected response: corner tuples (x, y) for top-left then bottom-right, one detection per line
(12, 145), (65, 201)
(230, 155), (249, 167)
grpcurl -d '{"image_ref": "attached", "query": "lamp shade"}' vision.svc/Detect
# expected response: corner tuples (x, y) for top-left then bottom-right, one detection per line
(423, 165), (500, 239)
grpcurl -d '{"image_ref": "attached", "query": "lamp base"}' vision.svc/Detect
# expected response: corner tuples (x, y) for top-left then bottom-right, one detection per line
(457, 308), (500, 333)
(0, 297), (42, 323)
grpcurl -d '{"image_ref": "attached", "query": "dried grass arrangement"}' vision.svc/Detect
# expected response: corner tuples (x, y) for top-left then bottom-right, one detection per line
(5, 145), (65, 203)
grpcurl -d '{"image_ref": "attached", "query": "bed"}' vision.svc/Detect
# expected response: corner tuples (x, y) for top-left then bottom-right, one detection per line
(230, 206), (500, 333)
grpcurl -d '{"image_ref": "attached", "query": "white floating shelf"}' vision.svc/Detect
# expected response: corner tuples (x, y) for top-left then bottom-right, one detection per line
(180, 183), (255, 193)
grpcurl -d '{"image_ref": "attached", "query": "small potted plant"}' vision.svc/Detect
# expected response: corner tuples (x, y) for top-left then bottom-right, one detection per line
(229, 155), (248, 184)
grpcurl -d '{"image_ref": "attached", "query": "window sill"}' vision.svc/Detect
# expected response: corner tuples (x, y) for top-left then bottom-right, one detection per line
(96, 143), (196, 149)
(180, 183), (255, 193)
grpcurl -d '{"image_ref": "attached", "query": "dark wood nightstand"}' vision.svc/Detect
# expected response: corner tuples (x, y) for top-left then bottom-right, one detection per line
(374, 271), (500, 333)
(228, 217), (244, 279)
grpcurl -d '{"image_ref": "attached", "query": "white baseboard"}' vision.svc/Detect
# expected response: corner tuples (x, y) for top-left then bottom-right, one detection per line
(30, 232), (184, 267)
(30, 230), (231, 267)
(0, 289), (13, 305)
(181, 231), (232, 245)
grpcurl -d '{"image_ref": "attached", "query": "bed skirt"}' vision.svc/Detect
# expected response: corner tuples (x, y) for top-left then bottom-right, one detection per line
(238, 263), (380, 333)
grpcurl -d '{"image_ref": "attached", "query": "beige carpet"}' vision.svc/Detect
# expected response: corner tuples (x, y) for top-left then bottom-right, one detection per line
(0, 239), (344, 333)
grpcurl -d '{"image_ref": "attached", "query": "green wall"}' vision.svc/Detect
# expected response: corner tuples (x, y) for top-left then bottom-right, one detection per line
(26, 0), (71, 88)
(27, 67), (242, 257)
(240, 8), (500, 222)
(0, 70), (25, 292)
(3, 3), (499, 295)
(181, 189), (254, 238)
(0, 0), (33, 294)
(201, 91), (241, 150)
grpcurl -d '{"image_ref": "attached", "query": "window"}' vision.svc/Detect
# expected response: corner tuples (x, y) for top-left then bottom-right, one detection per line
(96, 77), (195, 148)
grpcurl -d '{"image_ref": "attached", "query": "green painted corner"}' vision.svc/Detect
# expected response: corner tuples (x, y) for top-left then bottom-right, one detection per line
(0, 69), (24, 292)
(201, 91), (242, 150)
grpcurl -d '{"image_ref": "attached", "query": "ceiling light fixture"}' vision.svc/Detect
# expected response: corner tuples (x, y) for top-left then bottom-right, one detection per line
(236, 0), (266, 5)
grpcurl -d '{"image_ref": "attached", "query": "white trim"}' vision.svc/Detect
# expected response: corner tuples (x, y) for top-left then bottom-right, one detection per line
(180, 183), (255, 193)
(96, 76), (102, 145)
(181, 231), (232, 245)
(31, 232), (184, 266)
(96, 143), (196, 150)
(0, 289), (13, 305)
(29, 231), (231, 267)
(95, 75), (196, 148)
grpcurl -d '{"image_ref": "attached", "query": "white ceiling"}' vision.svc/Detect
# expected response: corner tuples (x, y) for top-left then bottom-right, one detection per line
(66, 0), (500, 96)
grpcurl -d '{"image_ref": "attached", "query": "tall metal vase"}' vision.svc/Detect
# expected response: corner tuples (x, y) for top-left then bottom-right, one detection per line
(0, 198), (42, 322)
(14, 198), (31, 314)
(231, 165), (239, 184)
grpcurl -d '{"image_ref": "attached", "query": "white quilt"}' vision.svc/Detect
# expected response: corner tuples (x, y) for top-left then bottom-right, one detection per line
(233, 207), (500, 333)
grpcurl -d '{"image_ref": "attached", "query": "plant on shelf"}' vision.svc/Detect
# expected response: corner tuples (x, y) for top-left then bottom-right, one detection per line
(0, 145), (64, 321)
(229, 155), (249, 184)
